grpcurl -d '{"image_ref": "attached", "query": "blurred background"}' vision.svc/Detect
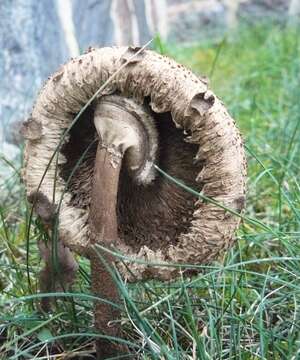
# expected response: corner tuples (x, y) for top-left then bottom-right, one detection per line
(0, 0), (299, 167)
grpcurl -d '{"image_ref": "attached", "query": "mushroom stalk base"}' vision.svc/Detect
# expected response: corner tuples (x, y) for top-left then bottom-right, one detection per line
(89, 144), (126, 359)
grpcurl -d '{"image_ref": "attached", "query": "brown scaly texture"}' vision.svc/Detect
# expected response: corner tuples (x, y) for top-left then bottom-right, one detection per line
(23, 46), (247, 281)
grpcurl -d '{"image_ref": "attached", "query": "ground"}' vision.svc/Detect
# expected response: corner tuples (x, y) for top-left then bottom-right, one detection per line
(0, 22), (299, 359)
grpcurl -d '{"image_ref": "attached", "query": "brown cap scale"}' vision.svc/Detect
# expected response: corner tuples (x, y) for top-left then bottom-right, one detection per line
(23, 46), (247, 358)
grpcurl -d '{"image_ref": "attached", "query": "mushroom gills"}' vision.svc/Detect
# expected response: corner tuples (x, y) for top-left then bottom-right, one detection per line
(60, 97), (203, 252)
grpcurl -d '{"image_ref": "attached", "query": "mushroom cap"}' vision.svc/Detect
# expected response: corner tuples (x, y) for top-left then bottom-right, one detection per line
(23, 47), (247, 281)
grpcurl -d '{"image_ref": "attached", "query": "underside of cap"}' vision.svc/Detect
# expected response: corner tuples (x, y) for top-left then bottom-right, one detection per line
(23, 46), (247, 281)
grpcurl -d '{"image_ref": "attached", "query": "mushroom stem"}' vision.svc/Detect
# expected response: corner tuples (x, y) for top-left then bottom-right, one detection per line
(89, 145), (121, 242)
(88, 95), (157, 358)
(89, 144), (126, 358)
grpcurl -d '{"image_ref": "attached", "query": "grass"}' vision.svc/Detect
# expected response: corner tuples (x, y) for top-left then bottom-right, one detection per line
(1, 22), (300, 359)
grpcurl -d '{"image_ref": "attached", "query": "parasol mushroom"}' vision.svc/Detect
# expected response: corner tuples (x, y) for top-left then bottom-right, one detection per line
(22, 46), (247, 358)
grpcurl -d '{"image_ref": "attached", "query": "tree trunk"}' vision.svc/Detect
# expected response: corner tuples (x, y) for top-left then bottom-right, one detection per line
(288, 0), (300, 20)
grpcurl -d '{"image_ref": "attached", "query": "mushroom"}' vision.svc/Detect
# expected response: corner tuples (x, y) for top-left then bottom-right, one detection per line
(22, 46), (246, 358)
